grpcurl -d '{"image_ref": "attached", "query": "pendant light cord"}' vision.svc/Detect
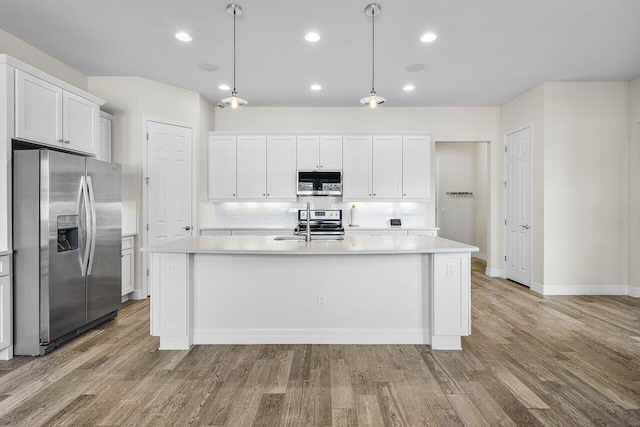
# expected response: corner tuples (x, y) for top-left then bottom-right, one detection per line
(233, 8), (237, 93)
(371, 9), (375, 92)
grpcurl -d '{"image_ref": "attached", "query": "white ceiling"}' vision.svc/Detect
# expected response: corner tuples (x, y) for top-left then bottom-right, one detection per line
(1, 0), (639, 107)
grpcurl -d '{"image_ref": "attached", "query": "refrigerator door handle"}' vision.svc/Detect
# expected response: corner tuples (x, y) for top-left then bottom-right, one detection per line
(86, 176), (98, 276)
(79, 176), (91, 277)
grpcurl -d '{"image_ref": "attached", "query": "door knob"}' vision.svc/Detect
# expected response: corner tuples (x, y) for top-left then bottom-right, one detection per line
(183, 226), (192, 231)
(520, 224), (530, 229)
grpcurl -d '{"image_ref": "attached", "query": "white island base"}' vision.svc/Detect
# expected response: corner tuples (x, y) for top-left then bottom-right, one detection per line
(145, 236), (477, 351)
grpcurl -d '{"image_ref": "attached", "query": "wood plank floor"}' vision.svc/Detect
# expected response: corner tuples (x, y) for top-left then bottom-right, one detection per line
(1, 259), (639, 426)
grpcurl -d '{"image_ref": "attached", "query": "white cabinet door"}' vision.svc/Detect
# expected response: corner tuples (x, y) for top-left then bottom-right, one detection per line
(0, 255), (10, 352)
(267, 136), (296, 200)
(296, 136), (319, 169)
(121, 248), (134, 296)
(98, 115), (112, 162)
(343, 136), (372, 199)
(372, 136), (402, 199)
(319, 136), (342, 169)
(237, 136), (267, 199)
(402, 136), (431, 199)
(63, 91), (99, 155)
(15, 70), (63, 147)
(209, 136), (237, 199)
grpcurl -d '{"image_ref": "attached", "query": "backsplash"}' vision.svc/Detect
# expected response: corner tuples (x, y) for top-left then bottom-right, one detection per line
(199, 198), (433, 229)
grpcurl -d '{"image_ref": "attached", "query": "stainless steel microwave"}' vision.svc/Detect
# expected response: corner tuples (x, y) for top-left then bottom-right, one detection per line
(297, 170), (342, 196)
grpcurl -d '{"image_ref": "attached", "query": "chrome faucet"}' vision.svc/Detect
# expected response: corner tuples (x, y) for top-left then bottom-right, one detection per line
(305, 201), (311, 242)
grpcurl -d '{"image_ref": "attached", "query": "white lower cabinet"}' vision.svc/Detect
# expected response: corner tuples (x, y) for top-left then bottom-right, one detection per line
(121, 236), (135, 297)
(0, 255), (11, 359)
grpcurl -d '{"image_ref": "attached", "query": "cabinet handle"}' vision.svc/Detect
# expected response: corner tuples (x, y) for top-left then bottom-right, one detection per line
(63, 140), (70, 144)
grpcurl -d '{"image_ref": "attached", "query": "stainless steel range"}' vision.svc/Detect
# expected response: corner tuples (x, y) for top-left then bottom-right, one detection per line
(294, 209), (345, 239)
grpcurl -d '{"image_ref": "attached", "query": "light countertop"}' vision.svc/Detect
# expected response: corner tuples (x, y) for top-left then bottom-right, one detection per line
(143, 235), (477, 255)
(200, 226), (439, 231)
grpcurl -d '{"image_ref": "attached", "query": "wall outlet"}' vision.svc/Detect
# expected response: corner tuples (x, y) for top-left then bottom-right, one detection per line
(317, 293), (326, 307)
(447, 262), (455, 276)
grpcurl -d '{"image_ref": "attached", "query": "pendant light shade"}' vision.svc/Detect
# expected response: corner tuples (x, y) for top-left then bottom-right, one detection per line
(221, 4), (248, 109)
(360, 3), (385, 108)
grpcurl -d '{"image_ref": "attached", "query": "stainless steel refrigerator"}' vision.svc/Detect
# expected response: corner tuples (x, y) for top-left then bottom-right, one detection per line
(13, 149), (122, 356)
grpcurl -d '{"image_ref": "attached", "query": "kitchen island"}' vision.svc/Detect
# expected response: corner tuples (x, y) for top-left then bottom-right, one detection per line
(143, 235), (478, 350)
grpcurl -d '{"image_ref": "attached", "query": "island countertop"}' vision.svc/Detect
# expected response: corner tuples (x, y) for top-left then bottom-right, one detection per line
(143, 235), (478, 255)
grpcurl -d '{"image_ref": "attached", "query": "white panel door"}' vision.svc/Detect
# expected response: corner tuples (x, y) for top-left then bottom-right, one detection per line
(63, 91), (99, 155)
(208, 136), (237, 199)
(296, 135), (319, 169)
(237, 136), (267, 199)
(402, 136), (431, 199)
(267, 136), (296, 199)
(319, 136), (342, 169)
(505, 127), (532, 286)
(147, 121), (193, 245)
(343, 136), (372, 199)
(15, 69), (63, 147)
(372, 136), (402, 199)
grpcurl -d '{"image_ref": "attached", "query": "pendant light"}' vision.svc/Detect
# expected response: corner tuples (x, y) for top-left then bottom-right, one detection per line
(360, 3), (385, 108)
(221, 4), (248, 109)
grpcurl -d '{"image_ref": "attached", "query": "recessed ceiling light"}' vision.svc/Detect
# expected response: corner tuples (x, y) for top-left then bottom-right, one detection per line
(310, 84), (322, 91)
(420, 33), (437, 43)
(175, 32), (193, 42)
(403, 85), (415, 92)
(218, 84), (230, 91)
(305, 32), (320, 42)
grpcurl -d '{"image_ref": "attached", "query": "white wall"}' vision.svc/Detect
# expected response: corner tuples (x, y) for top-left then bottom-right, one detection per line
(214, 107), (503, 270)
(544, 83), (628, 287)
(88, 76), (215, 298)
(436, 142), (488, 256)
(628, 76), (640, 293)
(501, 84), (545, 284)
(0, 27), (87, 90)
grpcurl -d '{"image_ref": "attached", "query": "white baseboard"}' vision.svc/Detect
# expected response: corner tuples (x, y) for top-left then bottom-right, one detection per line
(531, 283), (635, 297)
(530, 281), (544, 295)
(472, 252), (487, 261)
(193, 328), (430, 345)
(485, 267), (503, 277)
(626, 286), (640, 298)
(130, 289), (147, 300)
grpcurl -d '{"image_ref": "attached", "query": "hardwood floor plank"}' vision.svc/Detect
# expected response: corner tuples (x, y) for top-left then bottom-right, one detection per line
(355, 395), (385, 427)
(301, 368), (332, 426)
(446, 394), (492, 427)
(253, 393), (285, 427)
(330, 358), (355, 409)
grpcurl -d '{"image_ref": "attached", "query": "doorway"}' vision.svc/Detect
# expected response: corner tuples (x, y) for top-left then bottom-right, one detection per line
(143, 119), (194, 296)
(435, 141), (490, 263)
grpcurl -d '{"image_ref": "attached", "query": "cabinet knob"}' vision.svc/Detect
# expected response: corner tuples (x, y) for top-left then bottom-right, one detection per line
(232, 194), (236, 196)
(267, 194), (270, 196)
(64, 140), (70, 144)
(403, 194), (406, 196)
(369, 194), (372, 196)
(319, 165), (323, 168)
(263, 194), (266, 196)
(373, 194), (376, 196)
(58, 139), (64, 143)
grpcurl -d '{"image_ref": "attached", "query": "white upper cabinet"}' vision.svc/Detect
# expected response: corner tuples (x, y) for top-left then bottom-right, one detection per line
(372, 136), (403, 199)
(15, 69), (99, 156)
(343, 136), (373, 199)
(236, 136), (267, 199)
(63, 91), (99, 155)
(266, 136), (296, 200)
(319, 136), (342, 169)
(297, 135), (343, 170)
(209, 135), (237, 199)
(15, 70), (63, 147)
(402, 136), (431, 199)
(296, 136), (320, 169)
(98, 112), (112, 162)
